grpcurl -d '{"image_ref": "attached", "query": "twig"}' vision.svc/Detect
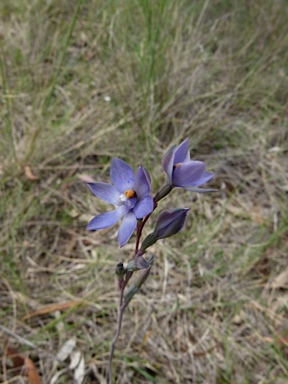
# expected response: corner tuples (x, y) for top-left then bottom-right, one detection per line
(108, 201), (157, 382)
(108, 300), (129, 384)
(108, 264), (153, 383)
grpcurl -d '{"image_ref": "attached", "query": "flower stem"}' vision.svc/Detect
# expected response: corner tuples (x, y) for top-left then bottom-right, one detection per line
(108, 268), (134, 381)
(108, 260), (153, 382)
(108, 294), (129, 383)
(135, 199), (157, 255)
(109, 199), (157, 382)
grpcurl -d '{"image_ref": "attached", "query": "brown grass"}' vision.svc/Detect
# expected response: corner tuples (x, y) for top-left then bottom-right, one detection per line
(1, 0), (288, 383)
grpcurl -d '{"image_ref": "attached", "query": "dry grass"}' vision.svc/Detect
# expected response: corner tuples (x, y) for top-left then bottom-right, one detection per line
(1, 0), (288, 383)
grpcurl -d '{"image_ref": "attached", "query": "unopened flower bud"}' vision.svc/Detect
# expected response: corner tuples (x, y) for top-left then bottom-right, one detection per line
(115, 261), (126, 289)
(154, 208), (190, 239)
(115, 261), (126, 276)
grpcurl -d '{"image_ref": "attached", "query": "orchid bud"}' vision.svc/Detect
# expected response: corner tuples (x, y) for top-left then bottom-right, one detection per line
(154, 208), (190, 239)
(115, 261), (126, 276)
(115, 261), (126, 290)
(140, 209), (190, 251)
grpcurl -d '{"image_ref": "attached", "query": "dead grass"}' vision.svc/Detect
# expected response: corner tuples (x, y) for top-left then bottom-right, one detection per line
(1, 0), (288, 383)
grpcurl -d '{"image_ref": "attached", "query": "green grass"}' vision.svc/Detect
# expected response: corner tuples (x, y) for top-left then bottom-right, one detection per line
(1, 0), (288, 383)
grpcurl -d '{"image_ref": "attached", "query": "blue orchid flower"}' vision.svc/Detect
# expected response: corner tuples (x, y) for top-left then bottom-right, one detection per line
(162, 138), (214, 192)
(85, 158), (154, 247)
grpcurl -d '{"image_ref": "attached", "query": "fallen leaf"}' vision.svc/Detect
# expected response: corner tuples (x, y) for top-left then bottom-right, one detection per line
(50, 368), (67, 384)
(57, 338), (76, 362)
(24, 165), (39, 180)
(6, 346), (23, 372)
(5, 347), (42, 384)
(25, 355), (42, 384)
(70, 351), (85, 384)
(23, 300), (83, 320)
(264, 335), (288, 345)
(271, 267), (288, 289)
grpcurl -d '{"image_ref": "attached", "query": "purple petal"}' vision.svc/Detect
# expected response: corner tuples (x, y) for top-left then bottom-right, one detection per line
(124, 196), (137, 210)
(172, 161), (206, 187)
(192, 171), (214, 186)
(86, 182), (120, 205)
(118, 211), (137, 247)
(154, 208), (189, 238)
(174, 138), (189, 164)
(87, 205), (128, 230)
(142, 166), (151, 184)
(183, 150), (190, 163)
(110, 157), (134, 193)
(133, 195), (154, 219)
(161, 145), (176, 183)
(155, 209), (188, 231)
(134, 166), (151, 199)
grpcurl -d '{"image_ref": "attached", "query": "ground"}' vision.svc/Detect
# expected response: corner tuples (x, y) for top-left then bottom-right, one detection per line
(0, 1), (288, 383)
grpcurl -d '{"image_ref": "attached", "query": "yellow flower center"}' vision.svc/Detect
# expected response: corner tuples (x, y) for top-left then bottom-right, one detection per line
(173, 162), (182, 169)
(124, 189), (136, 198)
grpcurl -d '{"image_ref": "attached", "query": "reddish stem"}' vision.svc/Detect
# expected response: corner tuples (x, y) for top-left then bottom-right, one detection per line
(134, 199), (157, 255)
(109, 198), (157, 381)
